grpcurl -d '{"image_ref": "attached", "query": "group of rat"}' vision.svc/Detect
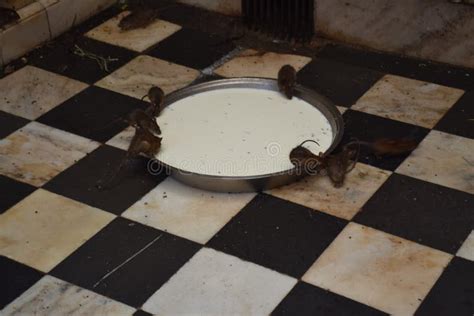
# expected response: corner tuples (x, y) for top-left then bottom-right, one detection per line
(97, 86), (165, 189)
(279, 64), (417, 187)
(99, 64), (416, 189)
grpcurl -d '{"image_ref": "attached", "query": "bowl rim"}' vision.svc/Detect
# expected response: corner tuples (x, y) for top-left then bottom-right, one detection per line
(154, 77), (344, 186)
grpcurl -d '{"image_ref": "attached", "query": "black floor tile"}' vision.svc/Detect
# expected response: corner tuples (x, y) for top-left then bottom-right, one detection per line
(207, 194), (347, 278)
(1, 256), (43, 309)
(93, 231), (200, 307)
(297, 58), (384, 107)
(51, 217), (200, 307)
(133, 310), (153, 316)
(272, 282), (388, 316)
(0, 175), (36, 214)
(43, 145), (166, 214)
(317, 44), (474, 91)
(51, 217), (160, 287)
(154, 1), (209, 27)
(435, 91), (474, 139)
(340, 109), (429, 171)
(37, 86), (147, 143)
(0, 111), (29, 139)
(354, 174), (474, 254)
(148, 28), (235, 69)
(416, 257), (474, 316)
(27, 35), (137, 84)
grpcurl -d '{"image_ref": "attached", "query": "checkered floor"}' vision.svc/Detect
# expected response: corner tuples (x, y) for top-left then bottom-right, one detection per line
(1, 3), (474, 316)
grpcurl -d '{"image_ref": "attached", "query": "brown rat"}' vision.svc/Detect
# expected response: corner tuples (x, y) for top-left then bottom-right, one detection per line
(118, 8), (158, 31)
(289, 140), (324, 174)
(346, 138), (417, 157)
(289, 139), (359, 188)
(324, 144), (359, 188)
(96, 127), (162, 190)
(129, 127), (162, 158)
(126, 109), (161, 135)
(278, 65), (297, 99)
(144, 86), (165, 117)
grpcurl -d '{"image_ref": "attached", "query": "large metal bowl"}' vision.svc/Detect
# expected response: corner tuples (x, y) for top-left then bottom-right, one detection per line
(156, 77), (344, 192)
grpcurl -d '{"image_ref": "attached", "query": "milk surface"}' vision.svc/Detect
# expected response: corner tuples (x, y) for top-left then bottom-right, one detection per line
(156, 88), (333, 177)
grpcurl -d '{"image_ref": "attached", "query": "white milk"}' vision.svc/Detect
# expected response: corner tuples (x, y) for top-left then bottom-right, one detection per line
(156, 88), (333, 177)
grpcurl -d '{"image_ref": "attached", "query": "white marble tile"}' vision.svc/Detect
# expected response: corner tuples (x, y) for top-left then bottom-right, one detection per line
(95, 55), (200, 100)
(456, 230), (474, 261)
(214, 49), (312, 79)
(0, 121), (99, 187)
(268, 163), (391, 220)
(302, 223), (452, 316)
(106, 126), (134, 151)
(0, 65), (88, 120)
(336, 106), (347, 115)
(2, 275), (135, 315)
(396, 130), (474, 194)
(85, 11), (181, 52)
(142, 248), (296, 315)
(352, 75), (464, 128)
(0, 189), (114, 272)
(1, 3), (51, 64)
(123, 178), (256, 244)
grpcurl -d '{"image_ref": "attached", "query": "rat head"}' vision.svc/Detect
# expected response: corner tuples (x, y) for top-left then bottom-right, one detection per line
(118, 12), (136, 31)
(148, 86), (164, 105)
(277, 65), (297, 99)
(290, 146), (314, 166)
(289, 140), (324, 175)
(279, 65), (296, 78)
(326, 157), (347, 188)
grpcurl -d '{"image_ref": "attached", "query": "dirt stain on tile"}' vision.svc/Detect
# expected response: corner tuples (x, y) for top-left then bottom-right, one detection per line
(0, 122), (99, 186)
(269, 163), (390, 220)
(303, 223), (452, 315)
(353, 74), (464, 128)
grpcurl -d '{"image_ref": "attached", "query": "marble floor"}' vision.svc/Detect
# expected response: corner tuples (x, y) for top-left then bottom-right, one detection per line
(1, 2), (473, 316)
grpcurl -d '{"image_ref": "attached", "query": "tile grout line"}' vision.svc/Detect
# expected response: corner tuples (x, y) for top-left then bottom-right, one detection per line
(92, 233), (163, 288)
(200, 45), (244, 76)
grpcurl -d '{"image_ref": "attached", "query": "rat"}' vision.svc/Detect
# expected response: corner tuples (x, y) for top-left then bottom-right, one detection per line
(126, 109), (161, 135)
(118, 8), (159, 31)
(324, 143), (359, 188)
(278, 64), (297, 99)
(144, 86), (165, 117)
(128, 127), (162, 158)
(346, 138), (417, 157)
(289, 139), (359, 188)
(96, 127), (162, 190)
(289, 140), (324, 174)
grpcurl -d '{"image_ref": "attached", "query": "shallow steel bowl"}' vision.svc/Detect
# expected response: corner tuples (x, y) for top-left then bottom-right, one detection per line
(156, 77), (344, 192)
